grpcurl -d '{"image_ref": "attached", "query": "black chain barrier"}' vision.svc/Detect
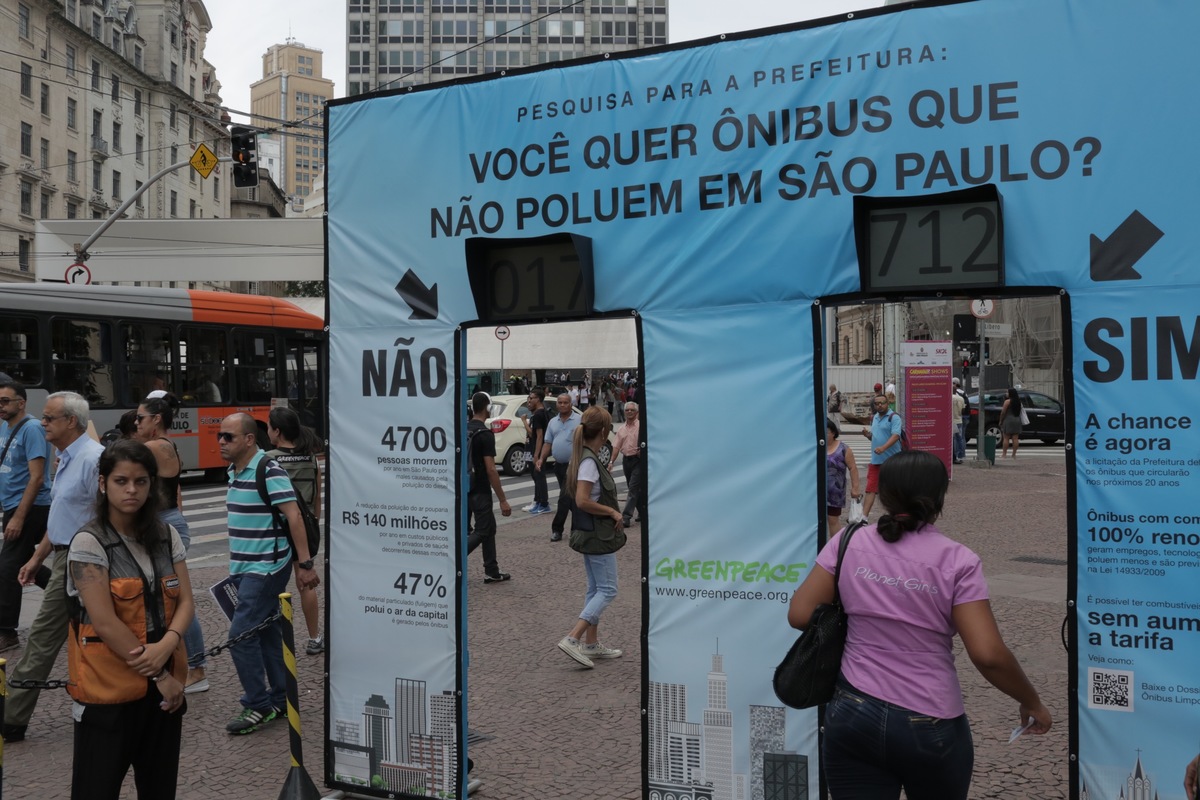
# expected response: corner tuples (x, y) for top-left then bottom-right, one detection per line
(8, 611), (284, 691)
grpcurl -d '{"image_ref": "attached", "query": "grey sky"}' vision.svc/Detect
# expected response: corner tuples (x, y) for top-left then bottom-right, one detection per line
(201, 0), (884, 121)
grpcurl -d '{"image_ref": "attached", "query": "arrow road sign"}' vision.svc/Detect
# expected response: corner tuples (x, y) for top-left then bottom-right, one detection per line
(66, 262), (92, 285)
(1090, 210), (1163, 282)
(395, 269), (439, 320)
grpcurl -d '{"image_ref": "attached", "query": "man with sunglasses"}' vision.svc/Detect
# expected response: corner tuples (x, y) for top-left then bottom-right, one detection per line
(218, 413), (319, 735)
(3, 392), (103, 742)
(0, 381), (53, 653)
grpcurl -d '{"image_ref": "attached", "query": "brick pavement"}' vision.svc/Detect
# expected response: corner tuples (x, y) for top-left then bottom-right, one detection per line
(0, 451), (1071, 798)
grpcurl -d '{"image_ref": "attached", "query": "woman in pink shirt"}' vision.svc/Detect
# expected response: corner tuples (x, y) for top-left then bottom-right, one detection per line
(788, 451), (1052, 799)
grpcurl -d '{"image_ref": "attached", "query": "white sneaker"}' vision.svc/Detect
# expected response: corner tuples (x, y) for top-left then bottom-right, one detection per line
(580, 642), (623, 659)
(556, 636), (594, 668)
(522, 502), (537, 512)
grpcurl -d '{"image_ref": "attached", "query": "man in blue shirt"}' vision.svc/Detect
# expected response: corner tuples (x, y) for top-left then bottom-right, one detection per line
(859, 394), (903, 518)
(535, 394), (581, 542)
(0, 381), (52, 652)
(2, 392), (104, 742)
(219, 412), (319, 735)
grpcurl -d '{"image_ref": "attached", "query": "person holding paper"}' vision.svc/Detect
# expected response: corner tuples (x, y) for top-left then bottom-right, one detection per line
(788, 450), (1051, 799)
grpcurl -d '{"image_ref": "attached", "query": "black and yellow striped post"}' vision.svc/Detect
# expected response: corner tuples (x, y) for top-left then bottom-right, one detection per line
(276, 593), (320, 800)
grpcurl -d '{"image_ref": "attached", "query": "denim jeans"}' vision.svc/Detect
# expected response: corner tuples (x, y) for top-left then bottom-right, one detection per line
(953, 423), (966, 461)
(527, 444), (548, 506)
(579, 553), (618, 626)
(228, 565), (291, 712)
(823, 681), (974, 800)
(160, 507), (206, 668)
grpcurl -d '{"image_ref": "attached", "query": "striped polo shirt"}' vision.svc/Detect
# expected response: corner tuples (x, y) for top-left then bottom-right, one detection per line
(227, 450), (296, 575)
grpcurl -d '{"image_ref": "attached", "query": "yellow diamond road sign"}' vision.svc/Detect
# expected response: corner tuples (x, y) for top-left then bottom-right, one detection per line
(190, 143), (217, 179)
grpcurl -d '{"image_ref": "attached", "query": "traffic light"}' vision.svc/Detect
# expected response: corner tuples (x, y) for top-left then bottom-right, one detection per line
(230, 126), (259, 188)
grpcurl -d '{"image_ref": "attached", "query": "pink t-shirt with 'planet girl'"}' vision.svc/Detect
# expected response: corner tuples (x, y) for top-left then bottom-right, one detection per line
(816, 522), (989, 718)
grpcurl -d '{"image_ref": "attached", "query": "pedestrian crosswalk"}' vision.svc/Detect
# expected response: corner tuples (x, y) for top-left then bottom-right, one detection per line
(179, 468), (632, 544)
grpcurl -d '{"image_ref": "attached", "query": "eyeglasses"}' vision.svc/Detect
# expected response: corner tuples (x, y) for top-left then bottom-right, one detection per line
(0, 397), (18, 406)
(216, 432), (240, 442)
(135, 414), (149, 422)
(41, 414), (67, 423)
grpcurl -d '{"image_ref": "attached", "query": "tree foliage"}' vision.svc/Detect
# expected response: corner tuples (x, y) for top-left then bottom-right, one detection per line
(285, 280), (325, 298)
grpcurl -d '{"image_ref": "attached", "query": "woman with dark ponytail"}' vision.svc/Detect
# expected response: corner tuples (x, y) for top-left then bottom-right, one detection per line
(266, 407), (324, 655)
(134, 393), (208, 693)
(788, 450), (1051, 799)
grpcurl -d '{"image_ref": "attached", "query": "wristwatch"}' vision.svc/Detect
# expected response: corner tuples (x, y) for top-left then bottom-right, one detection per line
(298, 559), (315, 570)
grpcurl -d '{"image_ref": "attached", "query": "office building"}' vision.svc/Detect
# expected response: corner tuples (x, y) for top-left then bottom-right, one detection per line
(346, 0), (669, 97)
(249, 40), (332, 201)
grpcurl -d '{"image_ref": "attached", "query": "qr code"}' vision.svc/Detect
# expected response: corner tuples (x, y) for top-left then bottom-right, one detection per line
(1088, 667), (1134, 712)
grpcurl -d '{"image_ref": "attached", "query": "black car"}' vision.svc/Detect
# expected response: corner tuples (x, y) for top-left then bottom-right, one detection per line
(965, 390), (1065, 445)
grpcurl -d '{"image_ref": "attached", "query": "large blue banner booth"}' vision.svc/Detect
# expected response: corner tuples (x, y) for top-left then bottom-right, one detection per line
(324, 0), (1200, 796)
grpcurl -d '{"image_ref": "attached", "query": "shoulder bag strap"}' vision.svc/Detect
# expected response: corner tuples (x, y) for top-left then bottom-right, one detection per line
(831, 521), (866, 605)
(0, 416), (33, 467)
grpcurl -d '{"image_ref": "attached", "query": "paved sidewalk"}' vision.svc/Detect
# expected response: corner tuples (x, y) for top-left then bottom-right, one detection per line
(0, 452), (1071, 798)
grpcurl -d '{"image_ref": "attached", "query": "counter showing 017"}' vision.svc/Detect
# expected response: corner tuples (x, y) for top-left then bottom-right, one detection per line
(380, 426), (449, 452)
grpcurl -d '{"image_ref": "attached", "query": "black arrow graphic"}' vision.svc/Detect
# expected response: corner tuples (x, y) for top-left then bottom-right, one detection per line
(1090, 211), (1163, 282)
(395, 269), (439, 320)
(71, 268), (86, 283)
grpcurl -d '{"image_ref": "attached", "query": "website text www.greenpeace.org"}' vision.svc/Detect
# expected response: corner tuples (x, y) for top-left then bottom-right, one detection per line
(654, 585), (791, 604)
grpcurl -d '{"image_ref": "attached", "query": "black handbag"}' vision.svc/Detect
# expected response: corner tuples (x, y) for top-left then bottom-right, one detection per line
(772, 521), (866, 709)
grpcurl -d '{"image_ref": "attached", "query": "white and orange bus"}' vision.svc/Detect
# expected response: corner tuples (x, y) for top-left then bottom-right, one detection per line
(0, 284), (324, 479)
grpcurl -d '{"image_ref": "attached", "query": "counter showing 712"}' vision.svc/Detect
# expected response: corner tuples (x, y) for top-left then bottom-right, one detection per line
(381, 426), (449, 452)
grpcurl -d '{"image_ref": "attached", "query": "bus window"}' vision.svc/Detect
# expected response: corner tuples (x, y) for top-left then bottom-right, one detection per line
(233, 331), (277, 404)
(51, 319), (114, 407)
(286, 339), (323, 436)
(180, 326), (228, 404)
(122, 322), (174, 403)
(0, 316), (41, 385)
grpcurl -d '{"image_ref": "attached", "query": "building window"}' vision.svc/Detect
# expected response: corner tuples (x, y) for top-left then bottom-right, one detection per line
(189, 77), (196, 98)
(189, 40), (196, 62)
(170, 24), (177, 46)
(40, 191), (51, 218)
(189, 199), (196, 218)
(67, 151), (78, 182)
(134, 180), (143, 206)
(92, 13), (101, 38)
(67, 201), (78, 219)
(91, 59), (101, 90)
(169, 103), (177, 128)
(92, 160), (101, 189)
(135, 134), (144, 163)
(20, 123), (32, 158)
(134, 88), (142, 116)
(111, 74), (120, 101)
(170, 191), (178, 217)
(40, 138), (49, 169)
(66, 45), (76, 78)
(133, 46), (142, 71)
(112, 170), (121, 200)
(21, 63), (33, 98)
(40, 83), (50, 115)
(92, 109), (102, 136)
(112, 121), (121, 153)
(187, 115), (195, 141)
(67, 98), (77, 129)
(20, 181), (33, 216)
(170, 144), (178, 163)
(170, 62), (178, 85)
(19, 4), (31, 38)
(18, 240), (31, 272)
(213, 177), (220, 200)
(112, 30), (121, 52)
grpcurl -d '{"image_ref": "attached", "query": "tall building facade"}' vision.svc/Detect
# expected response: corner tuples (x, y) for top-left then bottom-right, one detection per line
(1, 0), (231, 281)
(249, 41), (332, 201)
(703, 652), (735, 800)
(363, 693), (394, 767)
(345, 0), (670, 97)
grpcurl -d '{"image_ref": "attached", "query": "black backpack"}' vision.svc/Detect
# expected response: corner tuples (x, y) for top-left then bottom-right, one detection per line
(256, 457), (321, 560)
